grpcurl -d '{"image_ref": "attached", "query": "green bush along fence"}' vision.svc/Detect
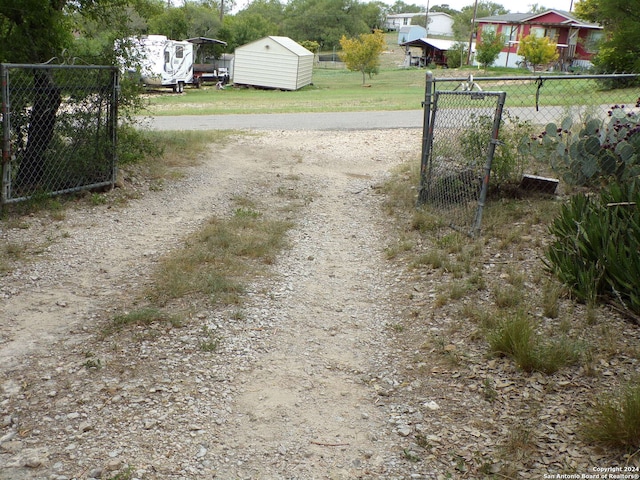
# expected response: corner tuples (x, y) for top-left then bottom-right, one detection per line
(1, 63), (118, 205)
(417, 72), (640, 235)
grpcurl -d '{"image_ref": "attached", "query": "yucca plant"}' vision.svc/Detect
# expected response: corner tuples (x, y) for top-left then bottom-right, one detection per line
(545, 180), (640, 316)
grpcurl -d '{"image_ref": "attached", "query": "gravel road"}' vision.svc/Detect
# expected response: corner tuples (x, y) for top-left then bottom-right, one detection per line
(0, 128), (434, 479)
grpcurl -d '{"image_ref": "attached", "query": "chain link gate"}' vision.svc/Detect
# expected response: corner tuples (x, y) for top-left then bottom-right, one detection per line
(1, 64), (118, 205)
(418, 72), (506, 237)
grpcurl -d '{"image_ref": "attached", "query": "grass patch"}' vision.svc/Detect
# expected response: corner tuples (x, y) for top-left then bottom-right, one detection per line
(149, 205), (292, 305)
(583, 383), (640, 452)
(487, 312), (581, 374)
(103, 307), (182, 336)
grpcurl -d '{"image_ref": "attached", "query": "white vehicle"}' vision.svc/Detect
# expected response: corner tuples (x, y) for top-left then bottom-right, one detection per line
(126, 35), (194, 93)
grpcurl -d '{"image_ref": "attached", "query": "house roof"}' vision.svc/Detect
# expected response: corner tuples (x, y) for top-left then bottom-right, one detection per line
(387, 12), (452, 19)
(400, 38), (473, 52)
(476, 9), (601, 29)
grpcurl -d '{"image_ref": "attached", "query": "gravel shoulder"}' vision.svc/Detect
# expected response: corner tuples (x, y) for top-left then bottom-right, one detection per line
(0, 129), (426, 479)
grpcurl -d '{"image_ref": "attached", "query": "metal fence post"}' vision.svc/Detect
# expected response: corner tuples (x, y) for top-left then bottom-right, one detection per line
(472, 91), (507, 237)
(1, 64), (9, 205)
(418, 71), (434, 206)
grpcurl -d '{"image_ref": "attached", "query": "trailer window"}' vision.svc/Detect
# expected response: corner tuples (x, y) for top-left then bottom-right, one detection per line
(176, 46), (184, 59)
(164, 51), (170, 63)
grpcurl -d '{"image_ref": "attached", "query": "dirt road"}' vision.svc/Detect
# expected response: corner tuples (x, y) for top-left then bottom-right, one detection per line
(0, 128), (430, 479)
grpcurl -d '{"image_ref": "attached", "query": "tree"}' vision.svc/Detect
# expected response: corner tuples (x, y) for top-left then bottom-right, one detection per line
(430, 4), (459, 15)
(574, 0), (640, 73)
(0, 0), (129, 188)
(284, 0), (369, 49)
(446, 41), (467, 68)
(476, 29), (504, 70)
(387, 0), (422, 14)
(517, 34), (559, 70)
(339, 29), (386, 85)
(451, 1), (508, 42)
(218, 13), (277, 51)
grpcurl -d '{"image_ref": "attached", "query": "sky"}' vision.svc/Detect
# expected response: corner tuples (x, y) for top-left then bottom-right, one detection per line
(178, 0), (578, 15)
(425, 0), (576, 13)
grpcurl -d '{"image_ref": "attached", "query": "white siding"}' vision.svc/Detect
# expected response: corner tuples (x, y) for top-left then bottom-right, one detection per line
(233, 37), (314, 91)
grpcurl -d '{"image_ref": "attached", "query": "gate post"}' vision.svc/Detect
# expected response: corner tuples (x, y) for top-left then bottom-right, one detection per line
(472, 91), (507, 236)
(1, 64), (9, 205)
(418, 71), (434, 206)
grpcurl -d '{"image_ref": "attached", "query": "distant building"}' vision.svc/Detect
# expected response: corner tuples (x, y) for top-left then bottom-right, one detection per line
(385, 12), (454, 38)
(475, 9), (603, 70)
(233, 36), (314, 91)
(398, 26), (427, 45)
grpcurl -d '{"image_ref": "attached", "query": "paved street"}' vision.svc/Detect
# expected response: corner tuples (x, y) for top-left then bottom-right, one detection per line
(138, 109), (427, 131)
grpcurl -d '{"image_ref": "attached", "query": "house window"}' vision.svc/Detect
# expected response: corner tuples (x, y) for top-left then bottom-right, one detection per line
(482, 24), (497, 35)
(403, 17), (410, 25)
(505, 24), (519, 45)
(531, 27), (559, 43)
(584, 30), (604, 53)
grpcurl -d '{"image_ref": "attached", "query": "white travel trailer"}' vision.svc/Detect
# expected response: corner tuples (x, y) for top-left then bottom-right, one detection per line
(126, 35), (194, 93)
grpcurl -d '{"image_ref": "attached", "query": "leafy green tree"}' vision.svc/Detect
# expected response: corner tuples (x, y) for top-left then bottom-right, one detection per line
(387, 0), (422, 14)
(517, 34), (559, 70)
(0, 0), (133, 188)
(284, 0), (369, 49)
(446, 41), (467, 68)
(574, 0), (640, 73)
(339, 29), (385, 84)
(218, 13), (277, 50)
(360, 1), (387, 31)
(430, 4), (459, 15)
(147, 2), (222, 40)
(235, 0), (284, 27)
(476, 29), (504, 70)
(299, 40), (320, 54)
(451, 1), (508, 42)
(526, 3), (547, 13)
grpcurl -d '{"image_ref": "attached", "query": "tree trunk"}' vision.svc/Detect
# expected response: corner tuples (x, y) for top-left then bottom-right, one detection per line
(16, 69), (62, 191)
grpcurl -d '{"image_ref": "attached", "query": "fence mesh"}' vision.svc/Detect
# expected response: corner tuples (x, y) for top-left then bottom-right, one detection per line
(1, 64), (118, 204)
(418, 89), (506, 237)
(418, 73), (640, 235)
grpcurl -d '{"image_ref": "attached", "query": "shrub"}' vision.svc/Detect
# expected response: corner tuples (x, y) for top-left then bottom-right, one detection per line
(545, 181), (640, 316)
(530, 101), (640, 187)
(459, 111), (535, 187)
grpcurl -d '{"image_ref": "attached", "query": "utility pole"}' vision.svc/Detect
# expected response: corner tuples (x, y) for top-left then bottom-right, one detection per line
(220, 0), (225, 22)
(466, 0), (478, 65)
(425, 0), (430, 37)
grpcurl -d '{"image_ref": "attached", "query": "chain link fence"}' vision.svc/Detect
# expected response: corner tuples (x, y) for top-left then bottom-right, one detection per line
(418, 72), (640, 235)
(1, 64), (118, 205)
(418, 86), (506, 237)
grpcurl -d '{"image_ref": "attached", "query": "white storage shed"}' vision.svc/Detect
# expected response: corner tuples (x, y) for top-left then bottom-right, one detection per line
(232, 36), (314, 91)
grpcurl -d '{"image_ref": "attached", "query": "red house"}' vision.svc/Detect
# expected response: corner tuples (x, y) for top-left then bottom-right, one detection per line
(475, 10), (603, 71)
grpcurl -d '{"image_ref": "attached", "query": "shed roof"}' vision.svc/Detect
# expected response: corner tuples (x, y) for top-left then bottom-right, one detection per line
(238, 36), (313, 57)
(400, 38), (460, 51)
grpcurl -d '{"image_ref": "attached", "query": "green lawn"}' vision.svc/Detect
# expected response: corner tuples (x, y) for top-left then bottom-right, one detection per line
(145, 67), (430, 115)
(142, 31), (638, 117)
